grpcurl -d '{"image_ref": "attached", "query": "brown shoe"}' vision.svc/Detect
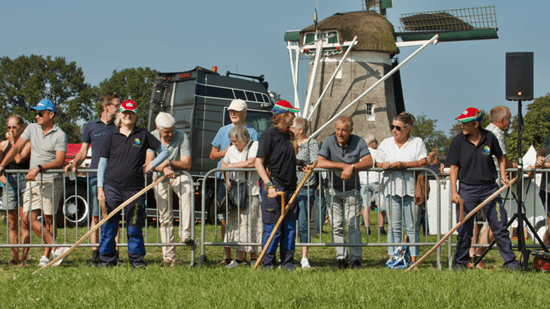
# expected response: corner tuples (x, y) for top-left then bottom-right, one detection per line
(467, 261), (487, 269)
(218, 258), (232, 265)
(170, 259), (183, 267)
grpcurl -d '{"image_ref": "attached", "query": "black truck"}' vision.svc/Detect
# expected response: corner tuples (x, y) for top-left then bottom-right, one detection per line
(146, 66), (274, 223)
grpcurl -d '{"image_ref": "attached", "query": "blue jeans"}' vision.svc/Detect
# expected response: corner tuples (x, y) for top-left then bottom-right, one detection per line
(297, 187), (316, 243)
(387, 195), (421, 256)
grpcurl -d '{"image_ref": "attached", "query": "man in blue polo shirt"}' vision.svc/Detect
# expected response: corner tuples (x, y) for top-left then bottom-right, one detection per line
(317, 116), (372, 269)
(447, 107), (520, 271)
(65, 92), (120, 266)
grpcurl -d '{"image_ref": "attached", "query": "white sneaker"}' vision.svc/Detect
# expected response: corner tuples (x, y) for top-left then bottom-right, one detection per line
(52, 247), (69, 266)
(38, 256), (50, 267)
(226, 260), (242, 268)
(301, 258), (311, 268)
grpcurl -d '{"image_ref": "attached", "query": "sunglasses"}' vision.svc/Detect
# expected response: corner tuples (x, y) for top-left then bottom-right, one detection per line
(390, 125), (403, 131)
(35, 111), (47, 117)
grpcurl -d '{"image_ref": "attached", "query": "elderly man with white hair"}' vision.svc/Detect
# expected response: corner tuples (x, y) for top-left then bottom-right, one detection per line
(146, 112), (193, 267)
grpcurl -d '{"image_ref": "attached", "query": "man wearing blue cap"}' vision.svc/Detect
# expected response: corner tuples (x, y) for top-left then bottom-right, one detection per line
(446, 107), (520, 271)
(0, 99), (69, 267)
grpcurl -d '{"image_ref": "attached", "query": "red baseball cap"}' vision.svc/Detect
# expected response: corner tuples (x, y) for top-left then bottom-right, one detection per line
(120, 100), (137, 114)
(456, 107), (482, 123)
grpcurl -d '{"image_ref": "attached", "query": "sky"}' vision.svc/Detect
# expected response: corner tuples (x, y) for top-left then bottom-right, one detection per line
(2, 0), (548, 135)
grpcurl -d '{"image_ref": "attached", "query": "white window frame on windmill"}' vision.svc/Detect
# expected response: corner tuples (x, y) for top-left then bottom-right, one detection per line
(366, 103), (375, 121)
(301, 31), (343, 57)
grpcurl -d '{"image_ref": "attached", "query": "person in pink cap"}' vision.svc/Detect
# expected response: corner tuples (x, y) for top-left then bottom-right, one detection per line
(446, 107), (519, 270)
(254, 100), (300, 270)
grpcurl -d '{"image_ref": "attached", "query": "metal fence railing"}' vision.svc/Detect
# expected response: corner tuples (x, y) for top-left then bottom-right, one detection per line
(2, 167), (549, 270)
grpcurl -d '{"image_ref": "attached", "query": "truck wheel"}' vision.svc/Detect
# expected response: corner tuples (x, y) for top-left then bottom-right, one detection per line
(57, 186), (90, 228)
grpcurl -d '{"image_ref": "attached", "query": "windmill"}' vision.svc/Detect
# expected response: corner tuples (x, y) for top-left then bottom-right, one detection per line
(284, 3), (499, 141)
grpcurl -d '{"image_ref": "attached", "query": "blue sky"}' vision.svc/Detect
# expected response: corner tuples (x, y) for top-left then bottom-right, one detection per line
(2, 0), (548, 135)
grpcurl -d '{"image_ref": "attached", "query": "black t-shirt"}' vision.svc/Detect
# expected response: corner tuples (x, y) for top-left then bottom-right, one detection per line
(256, 127), (297, 190)
(99, 126), (161, 191)
(446, 129), (502, 185)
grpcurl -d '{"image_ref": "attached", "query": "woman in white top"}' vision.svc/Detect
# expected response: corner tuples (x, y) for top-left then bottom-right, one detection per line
(376, 112), (427, 262)
(221, 125), (261, 268)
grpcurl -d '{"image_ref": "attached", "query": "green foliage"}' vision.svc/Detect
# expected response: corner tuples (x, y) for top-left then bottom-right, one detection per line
(506, 94), (550, 162)
(270, 91), (282, 102)
(0, 55), (95, 142)
(96, 67), (157, 122)
(412, 113), (449, 155)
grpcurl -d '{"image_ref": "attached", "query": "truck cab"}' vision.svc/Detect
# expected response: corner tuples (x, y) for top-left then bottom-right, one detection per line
(147, 66), (274, 222)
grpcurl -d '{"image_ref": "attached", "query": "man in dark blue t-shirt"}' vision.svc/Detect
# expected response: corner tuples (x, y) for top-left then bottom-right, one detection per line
(317, 116), (371, 269)
(447, 107), (519, 271)
(65, 92), (119, 265)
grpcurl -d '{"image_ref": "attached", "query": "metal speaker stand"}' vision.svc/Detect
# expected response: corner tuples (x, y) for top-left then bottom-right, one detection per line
(473, 100), (548, 270)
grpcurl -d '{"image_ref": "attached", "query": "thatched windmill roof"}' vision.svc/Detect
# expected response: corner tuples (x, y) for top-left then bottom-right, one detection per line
(300, 11), (399, 55)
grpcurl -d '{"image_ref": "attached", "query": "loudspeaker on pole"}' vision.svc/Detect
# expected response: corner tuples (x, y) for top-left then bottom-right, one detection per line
(506, 52), (534, 101)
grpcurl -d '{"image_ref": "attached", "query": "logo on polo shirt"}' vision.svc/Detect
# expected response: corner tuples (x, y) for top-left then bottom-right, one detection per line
(133, 138), (141, 148)
(483, 146), (490, 155)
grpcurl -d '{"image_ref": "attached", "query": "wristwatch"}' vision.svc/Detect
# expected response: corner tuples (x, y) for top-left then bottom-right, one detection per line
(266, 181), (274, 189)
(37, 165), (43, 172)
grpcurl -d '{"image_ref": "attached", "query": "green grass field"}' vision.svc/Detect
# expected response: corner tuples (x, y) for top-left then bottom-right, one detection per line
(1, 217), (549, 308)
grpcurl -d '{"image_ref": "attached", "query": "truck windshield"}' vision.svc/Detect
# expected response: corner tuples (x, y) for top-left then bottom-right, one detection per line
(223, 108), (272, 136)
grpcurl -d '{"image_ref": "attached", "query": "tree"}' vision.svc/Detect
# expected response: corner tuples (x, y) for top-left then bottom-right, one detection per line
(506, 94), (550, 162)
(269, 91), (282, 103)
(412, 113), (449, 155)
(96, 68), (157, 122)
(0, 55), (95, 142)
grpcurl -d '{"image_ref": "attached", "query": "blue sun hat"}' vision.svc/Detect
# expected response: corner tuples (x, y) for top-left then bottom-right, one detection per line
(31, 99), (57, 114)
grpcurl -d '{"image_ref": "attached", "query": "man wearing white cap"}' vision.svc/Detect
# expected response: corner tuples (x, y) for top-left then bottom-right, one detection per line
(0, 99), (69, 267)
(210, 99), (260, 265)
(146, 112), (193, 267)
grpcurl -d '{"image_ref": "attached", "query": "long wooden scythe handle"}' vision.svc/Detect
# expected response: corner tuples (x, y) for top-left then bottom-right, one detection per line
(41, 175), (167, 269)
(405, 176), (518, 272)
(253, 161), (317, 270)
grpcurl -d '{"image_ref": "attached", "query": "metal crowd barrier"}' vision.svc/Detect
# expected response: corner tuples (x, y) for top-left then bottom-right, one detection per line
(1, 169), (196, 266)
(3, 167), (548, 269)
(198, 167), (444, 269)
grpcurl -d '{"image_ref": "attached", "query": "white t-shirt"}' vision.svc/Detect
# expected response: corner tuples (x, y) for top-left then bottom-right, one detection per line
(378, 136), (427, 197)
(222, 141), (260, 196)
(359, 147), (382, 184)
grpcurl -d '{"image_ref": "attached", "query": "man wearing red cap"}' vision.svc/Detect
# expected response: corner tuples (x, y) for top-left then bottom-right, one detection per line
(446, 107), (520, 270)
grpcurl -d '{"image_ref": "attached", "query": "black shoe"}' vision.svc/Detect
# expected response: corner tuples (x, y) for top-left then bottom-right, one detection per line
(351, 260), (362, 269)
(131, 262), (146, 269)
(379, 227), (387, 235)
(88, 250), (100, 267)
(335, 259), (348, 269)
(454, 262), (468, 271)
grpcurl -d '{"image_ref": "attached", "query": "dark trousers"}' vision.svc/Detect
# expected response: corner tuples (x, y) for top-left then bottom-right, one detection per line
(99, 184), (146, 266)
(454, 182), (517, 265)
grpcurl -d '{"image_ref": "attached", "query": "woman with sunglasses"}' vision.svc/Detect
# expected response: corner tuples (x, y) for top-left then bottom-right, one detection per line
(376, 112), (427, 263)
